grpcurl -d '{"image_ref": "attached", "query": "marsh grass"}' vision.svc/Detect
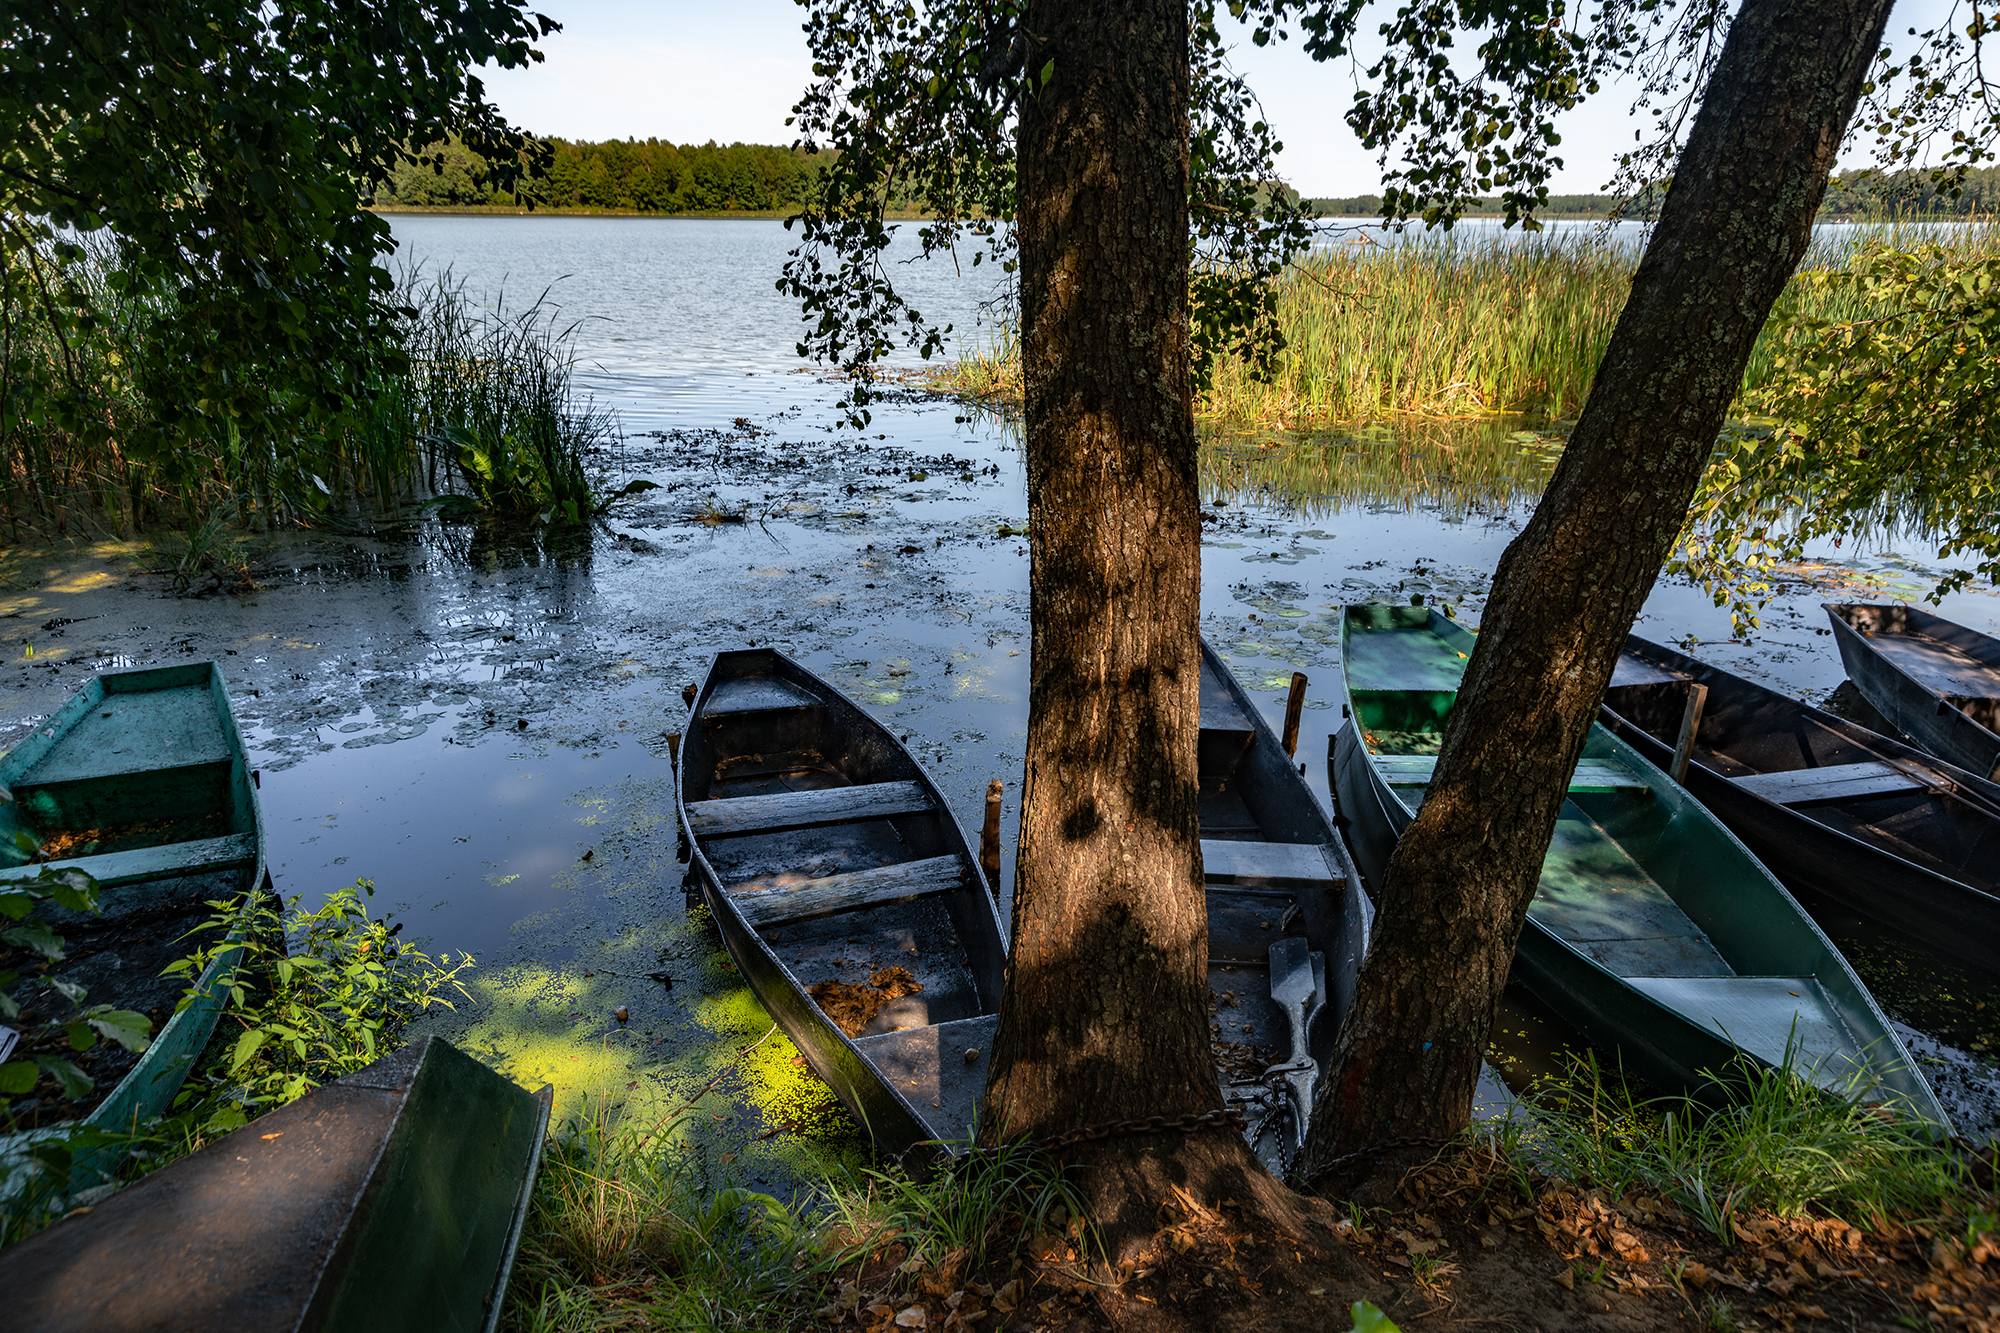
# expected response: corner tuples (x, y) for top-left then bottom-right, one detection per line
(1493, 1049), (1976, 1243)
(935, 218), (2000, 425)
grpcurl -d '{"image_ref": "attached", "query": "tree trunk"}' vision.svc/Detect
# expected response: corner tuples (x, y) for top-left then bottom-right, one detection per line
(1302, 0), (1898, 1176)
(978, 0), (1302, 1256)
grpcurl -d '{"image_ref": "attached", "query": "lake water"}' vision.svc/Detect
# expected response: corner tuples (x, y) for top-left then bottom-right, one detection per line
(3, 214), (1996, 1187)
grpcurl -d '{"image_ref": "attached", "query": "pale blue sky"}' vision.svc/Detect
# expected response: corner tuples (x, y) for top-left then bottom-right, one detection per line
(478, 0), (1944, 196)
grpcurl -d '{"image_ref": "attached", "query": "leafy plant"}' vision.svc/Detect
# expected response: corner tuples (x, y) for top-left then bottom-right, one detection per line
(165, 879), (472, 1133)
(0, 864), (153, 1107)
(1676, 233), (2000, 627)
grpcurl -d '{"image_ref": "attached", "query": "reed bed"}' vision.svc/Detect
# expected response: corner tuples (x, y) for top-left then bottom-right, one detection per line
(0, 246), (618, 548)
(935, 218), (2000, 425)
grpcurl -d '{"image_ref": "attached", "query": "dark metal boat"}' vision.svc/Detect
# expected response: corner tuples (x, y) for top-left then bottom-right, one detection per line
(1196, 641), (1372, 1172)
(1825, 602), (2000, 781)
(0, 1036), (551, 1333)
(0, 662), (266, 1186)
(1331, 604), (1948, 1128)
(677, 649), (1008, 1164)
(1600, 634), (2000, 970)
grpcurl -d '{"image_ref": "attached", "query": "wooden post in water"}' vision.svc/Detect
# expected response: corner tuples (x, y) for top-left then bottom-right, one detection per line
(1281, 673), (1309, 758)
(1670, 683), (1709, 785)
(980, 779), (1004, 895)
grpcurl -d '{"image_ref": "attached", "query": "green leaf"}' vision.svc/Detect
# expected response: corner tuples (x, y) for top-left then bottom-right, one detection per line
(231, 1028), (270, 1073)
(1349, 1302), (1401, 1333)
(85, 1008), (154, 1053)
(1038, 58), (1055, 87)
(39, 1054), (93, 1100)
(0, 1060), (38, 1094)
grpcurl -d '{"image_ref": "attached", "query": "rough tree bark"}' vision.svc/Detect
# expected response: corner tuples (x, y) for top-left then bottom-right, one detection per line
(1301, 0), (1899, 1176)
(977, 0), (1305, 1253)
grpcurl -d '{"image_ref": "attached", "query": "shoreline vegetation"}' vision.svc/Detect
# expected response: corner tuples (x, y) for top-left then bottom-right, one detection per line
(931, 219), (2000, 425)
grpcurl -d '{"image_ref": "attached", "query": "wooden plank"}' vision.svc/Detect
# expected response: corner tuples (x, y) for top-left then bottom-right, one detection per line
(703, 676), (823, 717)
(1375, 755), (1650, 793)
(0, 832), (257, 888)
(1731, 760), (1926, 807)
(686, 780), (933, 836)
(1669, 682), (1709, 785)
(730, 855), (966, 930)
(1201, 839), (1341, 888)
(1609, 654), (1686, 689)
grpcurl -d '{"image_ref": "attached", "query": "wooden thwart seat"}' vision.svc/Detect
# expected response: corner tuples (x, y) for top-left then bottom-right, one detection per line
(1376, 755), (1650, 793)
(686, 780), (933, 837)
(1730, 760), (1927, 807)
(730, 855), (966, 930)
(702, 676), (823, 719)
(1201, 839), (1341, 888)
(0, 833), (258, 889)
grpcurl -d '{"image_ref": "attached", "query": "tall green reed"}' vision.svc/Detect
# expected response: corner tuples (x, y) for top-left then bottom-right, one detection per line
(936, 217), (2000, 425)
(0, 242), (621, 545)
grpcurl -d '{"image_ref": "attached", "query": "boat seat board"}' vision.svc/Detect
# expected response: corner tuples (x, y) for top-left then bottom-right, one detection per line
(1530, 808), (1733, 979)
(686, 781), (934, 836)
(1376, 754), (1650, 794)
(1624, 976), (1875, 1090)
(1730, 761), (1928, 807)
(0, 833), (257, 889)
(703, 676), (824, 717)
(1198, 657), (1257, 737)
(14, 685), (230, 787)
(730, 855), (967, 930)
(856, 1014), (998, 1142)
(1345, 627), (1473, 692)
(1864, 631), (2000, 699)
(1201, 839), (1340, 888)
(1609, 655), (1687, 689)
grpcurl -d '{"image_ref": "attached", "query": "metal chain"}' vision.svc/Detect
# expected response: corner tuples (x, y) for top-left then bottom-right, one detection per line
(1301, 1133), (1455, 1183)
(1004, 1106), (1250, 1156)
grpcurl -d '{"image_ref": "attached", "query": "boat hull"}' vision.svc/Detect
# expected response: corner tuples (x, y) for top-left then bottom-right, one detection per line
(1332, 605), (1947, 1128)
(0, 662), (266, 1183)
(1198, 642), (1372, 1171)
(1826, 602), (2000, 781)
(0, 1036), (550, 1333)
(1600, 635), (2000, 971)
(679, 649), (1007, 1166)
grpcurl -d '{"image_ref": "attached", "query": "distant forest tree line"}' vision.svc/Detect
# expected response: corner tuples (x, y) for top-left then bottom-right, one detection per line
(376, 138), (2000, 221)
(373, 137), (831, 213)
(1311, 167), (2000, 221)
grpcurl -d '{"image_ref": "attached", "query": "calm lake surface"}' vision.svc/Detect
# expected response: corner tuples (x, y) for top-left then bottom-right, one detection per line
(3, 214), (1996, 1187)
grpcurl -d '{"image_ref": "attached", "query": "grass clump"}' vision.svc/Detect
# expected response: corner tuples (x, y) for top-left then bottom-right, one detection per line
(507, 1101), (822, 1331)
(501, 1113), (1092, 1332)
(1496, 1050), (1975, 1243)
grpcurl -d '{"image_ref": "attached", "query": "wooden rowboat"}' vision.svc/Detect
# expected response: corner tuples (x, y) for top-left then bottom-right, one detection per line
(678, 649), (1008, 1163)
(0, 1036), (552, 1333)
(1600, 634), (2000, 971)
(1824, 603), (2000, 781)
(0, 662), (265, 1184)
(1331, 604), (1947, 1127)
(1197, 642), (1372, 1172)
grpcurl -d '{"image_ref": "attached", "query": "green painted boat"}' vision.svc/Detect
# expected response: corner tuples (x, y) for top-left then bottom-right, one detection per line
(0, 1036), (552, 1332)
(0, 662), (265, 1182)
(1330, 604), (1947, 1128)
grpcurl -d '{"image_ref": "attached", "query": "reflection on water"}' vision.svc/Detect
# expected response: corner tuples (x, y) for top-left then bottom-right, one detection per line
(1202, 416), (1564, 520)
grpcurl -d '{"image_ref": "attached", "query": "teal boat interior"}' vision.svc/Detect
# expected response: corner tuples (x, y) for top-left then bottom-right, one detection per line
(1342, 604), (1933, 1113)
